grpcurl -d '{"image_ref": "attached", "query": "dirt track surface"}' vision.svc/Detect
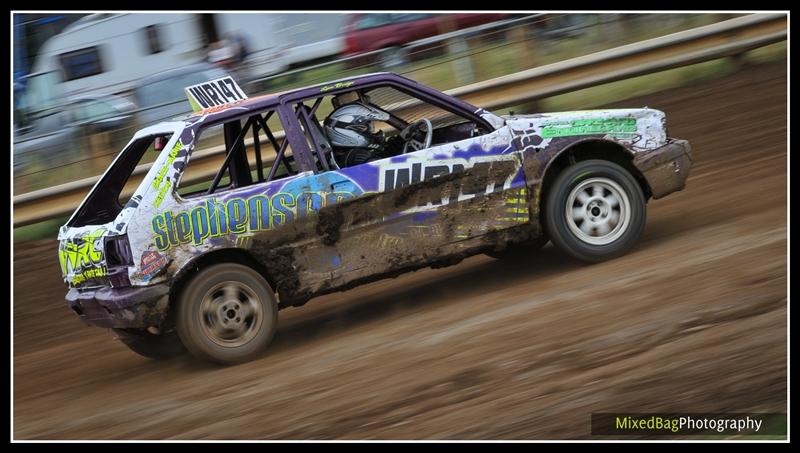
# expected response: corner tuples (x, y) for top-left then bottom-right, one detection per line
(13, 61), (787, 440)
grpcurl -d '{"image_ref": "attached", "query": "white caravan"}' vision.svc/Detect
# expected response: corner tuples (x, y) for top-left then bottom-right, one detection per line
(26, 13), (345, 103)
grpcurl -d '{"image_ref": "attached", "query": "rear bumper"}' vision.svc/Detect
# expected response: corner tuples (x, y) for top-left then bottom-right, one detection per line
(633, 138), (693, 199)
(66, 284), (170, 329)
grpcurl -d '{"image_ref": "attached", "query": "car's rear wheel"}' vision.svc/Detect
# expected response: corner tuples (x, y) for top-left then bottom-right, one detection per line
(176, 263), (278, 365)
(113, 328), (186, 360)
(544, 159), (646, 262)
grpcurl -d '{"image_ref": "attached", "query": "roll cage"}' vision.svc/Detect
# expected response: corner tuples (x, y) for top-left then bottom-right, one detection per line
(180, 74), (498, 196)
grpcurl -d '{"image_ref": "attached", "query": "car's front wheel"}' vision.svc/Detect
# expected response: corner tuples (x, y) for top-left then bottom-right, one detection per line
(544, 159), (646, 262)
(176, 263), (278, 364)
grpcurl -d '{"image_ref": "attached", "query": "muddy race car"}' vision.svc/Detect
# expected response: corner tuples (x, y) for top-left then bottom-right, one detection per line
(58, 73), (692, 364)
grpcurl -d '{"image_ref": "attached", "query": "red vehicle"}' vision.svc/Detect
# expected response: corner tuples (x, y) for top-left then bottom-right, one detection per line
(343, 13), (509, 65)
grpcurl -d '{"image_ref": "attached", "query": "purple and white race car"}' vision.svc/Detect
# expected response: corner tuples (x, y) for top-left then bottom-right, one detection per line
(58, 72), (692, 364)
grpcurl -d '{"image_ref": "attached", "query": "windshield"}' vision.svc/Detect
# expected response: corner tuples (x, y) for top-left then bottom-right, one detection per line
(137, 69), (227, 107)
(15, 72), (62, 130)
(20, 71), (61, 113)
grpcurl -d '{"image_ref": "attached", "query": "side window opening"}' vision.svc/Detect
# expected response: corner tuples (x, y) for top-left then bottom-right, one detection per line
(68, 133), (172, 227)
(249, 111), (298, 183)
(356, 14), (392, 30)
(296, 84), (491, 173)
(177, 110), (297, 199)
(176, 124), (231, 197)
(363, 85), (490, 140)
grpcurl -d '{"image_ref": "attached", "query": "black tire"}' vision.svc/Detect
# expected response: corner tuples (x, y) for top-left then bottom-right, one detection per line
(544, 159), (646, 263)
(112, 328), (187, 360)
(486, 235), (549, 260)
(176, 263), (278, 365)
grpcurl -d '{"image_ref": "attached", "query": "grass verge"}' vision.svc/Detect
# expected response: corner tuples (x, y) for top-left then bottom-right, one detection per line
(14, 215), (69, 244)
(13, 43), (786, 244)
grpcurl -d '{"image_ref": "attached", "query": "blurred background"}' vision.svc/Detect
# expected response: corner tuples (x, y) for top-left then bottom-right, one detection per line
(15, 12), (787, 236)
(12, 12), (787, 440)
(12, 13), (749, 195)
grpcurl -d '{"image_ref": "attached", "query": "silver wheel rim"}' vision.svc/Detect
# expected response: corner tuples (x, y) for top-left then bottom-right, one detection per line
(199, 281), (263, 347)
(566, 177), (631, 246)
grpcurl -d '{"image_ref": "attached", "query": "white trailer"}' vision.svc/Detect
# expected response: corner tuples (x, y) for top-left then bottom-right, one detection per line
(25, 13), (346, 104)
(31, 13), (205, 96)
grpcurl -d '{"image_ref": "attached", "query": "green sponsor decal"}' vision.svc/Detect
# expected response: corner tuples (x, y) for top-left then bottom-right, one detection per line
(59, 227), (105, 274)
(153, 179), (172, 208)
(152, 141), (183, 191)
(151, 191), (358, 251)
(541, 118), (637, 138)
(70, 266), (109, 286)
(59, 227), (108, 286)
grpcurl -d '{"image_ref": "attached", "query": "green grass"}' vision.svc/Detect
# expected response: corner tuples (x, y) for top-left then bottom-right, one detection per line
(493, 42), (787, 114)
(742, 40), (788, 64)
(250, 15), (735, 95)
(545, 59), (741, 111)
(14, 215), (69, 243)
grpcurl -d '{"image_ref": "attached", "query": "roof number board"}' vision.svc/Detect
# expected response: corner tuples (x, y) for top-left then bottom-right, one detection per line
(185, 77), (248, 112)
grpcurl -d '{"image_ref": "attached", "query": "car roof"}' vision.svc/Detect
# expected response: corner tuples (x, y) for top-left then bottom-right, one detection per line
(136, 63), (226, 87)
(179, 72), (422, 125)
(68, 93), (137, 110)
(67, 93), (126, 102)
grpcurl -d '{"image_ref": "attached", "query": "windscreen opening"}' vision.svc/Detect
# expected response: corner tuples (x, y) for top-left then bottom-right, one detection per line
(67, 133), (172, 228)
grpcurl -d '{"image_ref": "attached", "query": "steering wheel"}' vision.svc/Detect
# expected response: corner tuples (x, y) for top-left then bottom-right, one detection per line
(401, 118), (433, 154)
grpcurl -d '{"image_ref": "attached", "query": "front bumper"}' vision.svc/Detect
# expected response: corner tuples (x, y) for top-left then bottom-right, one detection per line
(66, 284), (170, 329)
(633, 138), (693, 199)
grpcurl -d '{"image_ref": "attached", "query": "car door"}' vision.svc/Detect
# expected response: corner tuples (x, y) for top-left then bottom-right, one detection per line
(38, 110), (75, 166)
(288, 106), (528, 293)
(341, 123), (528, 242)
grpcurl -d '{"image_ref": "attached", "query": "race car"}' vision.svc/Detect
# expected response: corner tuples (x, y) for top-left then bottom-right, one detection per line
(58, 73), (692, 364)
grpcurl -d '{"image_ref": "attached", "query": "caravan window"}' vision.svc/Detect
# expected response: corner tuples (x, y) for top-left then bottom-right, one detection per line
(143, 24), (164, 54)
(59, 46), (104, 81)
